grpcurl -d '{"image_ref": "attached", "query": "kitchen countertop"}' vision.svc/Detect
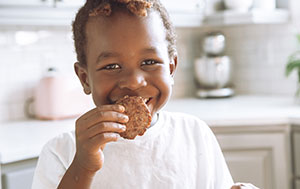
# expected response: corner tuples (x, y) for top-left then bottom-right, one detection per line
(164, 95), (300, 126)
(1, 95), (300, 164)
(0, 119), (75, 164)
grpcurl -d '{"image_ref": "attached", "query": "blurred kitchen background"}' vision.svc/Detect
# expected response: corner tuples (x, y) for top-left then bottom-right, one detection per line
(1, 0), (300, 189)
(0, 0), (299, 121)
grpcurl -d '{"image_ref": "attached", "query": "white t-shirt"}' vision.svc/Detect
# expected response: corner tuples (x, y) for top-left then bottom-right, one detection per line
(32, 111), (234, 189)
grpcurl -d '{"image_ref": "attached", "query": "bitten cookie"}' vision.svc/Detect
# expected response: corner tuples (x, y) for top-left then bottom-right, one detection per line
(116, 95), (152, 139)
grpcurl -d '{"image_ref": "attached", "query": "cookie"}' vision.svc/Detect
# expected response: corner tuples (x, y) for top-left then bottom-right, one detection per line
(116, 95), (152, 139)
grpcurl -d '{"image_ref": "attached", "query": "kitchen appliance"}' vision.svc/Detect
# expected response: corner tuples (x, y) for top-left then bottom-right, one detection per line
(194, 32), (234, 98)
(203, 32), (225, 55)
(28, 67), (93, 120)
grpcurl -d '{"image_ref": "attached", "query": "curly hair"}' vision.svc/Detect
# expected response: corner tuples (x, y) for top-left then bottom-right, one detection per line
(72, 0), (177, 65)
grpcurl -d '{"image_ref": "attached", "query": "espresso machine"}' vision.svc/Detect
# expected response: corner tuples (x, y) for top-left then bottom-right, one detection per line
(194, 32), (234, 98)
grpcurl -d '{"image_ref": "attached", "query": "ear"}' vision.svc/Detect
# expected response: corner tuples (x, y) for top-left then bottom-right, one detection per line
(74, 62), (91, 95)
(169, 55), (177, 77)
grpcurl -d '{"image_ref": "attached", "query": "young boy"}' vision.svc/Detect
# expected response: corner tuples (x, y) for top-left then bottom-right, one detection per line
(32, 0), (256, 188)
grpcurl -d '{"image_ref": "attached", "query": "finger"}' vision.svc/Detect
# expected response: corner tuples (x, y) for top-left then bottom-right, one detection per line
(85, 111), (129, 129)
(90, 133), (120, 151)
(87, 122), (126, 138)
(80, 104), (125, 121)
(76, 106), (127, 131)
(77, 105), (125, 126)
(97, 104), (125, 112)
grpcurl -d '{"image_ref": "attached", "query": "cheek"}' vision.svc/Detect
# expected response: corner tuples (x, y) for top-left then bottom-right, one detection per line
(91, 88), (106, 106)
(89, 76), (112, 106)
(155, 68), (173, 97)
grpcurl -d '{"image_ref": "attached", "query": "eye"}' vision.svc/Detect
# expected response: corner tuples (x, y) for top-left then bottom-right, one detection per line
(100, 64), (121, 70)
(141, 59), (159, 66)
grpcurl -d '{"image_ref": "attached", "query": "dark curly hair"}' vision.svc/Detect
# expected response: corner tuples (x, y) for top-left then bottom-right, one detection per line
(72, 0), (177, 65)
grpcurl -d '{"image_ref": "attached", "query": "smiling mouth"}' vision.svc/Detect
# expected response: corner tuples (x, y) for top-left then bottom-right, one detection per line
(143, 97), (151, 105)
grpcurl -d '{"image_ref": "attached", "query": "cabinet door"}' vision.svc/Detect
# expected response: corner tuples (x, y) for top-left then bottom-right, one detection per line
(2, 167), (35, 189)
(1, 158), (37, 189)
(215, 132), (290, 189)
(0, 0), (51, 7)
(223, 149), (272, 188)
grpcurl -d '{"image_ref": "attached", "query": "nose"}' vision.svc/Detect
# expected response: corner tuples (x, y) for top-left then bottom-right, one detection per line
(118, 70), (147, 91)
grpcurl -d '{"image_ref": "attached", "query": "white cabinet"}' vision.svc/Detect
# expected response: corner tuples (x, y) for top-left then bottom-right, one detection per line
(1, 158), (37, 189)
(223, 149), (273, 188)
(212, 124), (291, 189)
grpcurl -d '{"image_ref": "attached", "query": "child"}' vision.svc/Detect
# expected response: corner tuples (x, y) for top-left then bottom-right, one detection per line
(32, 0), (256, 188)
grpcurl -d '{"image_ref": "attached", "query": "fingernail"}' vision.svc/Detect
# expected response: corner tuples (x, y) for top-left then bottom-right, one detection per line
(119, 105), (125, 112)
(123, 115), (129, 122)
(120, 125), (126, 131)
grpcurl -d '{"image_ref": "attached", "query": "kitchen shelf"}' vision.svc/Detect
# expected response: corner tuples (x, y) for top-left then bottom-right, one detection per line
(0, 6), (78, 26)
(0, 6), (289, 27)
(204, 9), (290, 25)
(168, 11), (204, 27)
(0, 6), (205, 27)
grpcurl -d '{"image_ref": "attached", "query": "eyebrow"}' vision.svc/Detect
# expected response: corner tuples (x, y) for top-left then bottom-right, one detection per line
(96, 47), (160, 63)
(140, 47), (159, 54)
(96, 51), (120, 63)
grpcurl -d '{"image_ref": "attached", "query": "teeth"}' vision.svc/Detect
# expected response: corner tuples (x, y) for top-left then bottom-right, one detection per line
(143, 98), (149, 103)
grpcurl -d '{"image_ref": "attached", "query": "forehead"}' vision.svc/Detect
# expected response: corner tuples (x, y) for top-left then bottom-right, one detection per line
(85, 10), (168, 52)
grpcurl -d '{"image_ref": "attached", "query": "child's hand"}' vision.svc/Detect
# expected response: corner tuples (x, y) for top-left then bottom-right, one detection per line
(73, 104), (128, 173)
(231, 183), (260, 189)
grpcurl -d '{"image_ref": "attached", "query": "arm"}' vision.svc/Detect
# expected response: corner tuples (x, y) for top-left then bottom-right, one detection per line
(57, 157), (96, 189)
(58, 104), (128, 188)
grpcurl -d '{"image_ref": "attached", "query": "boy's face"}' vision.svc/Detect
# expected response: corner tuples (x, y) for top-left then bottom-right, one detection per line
(75, 9), (177, 117)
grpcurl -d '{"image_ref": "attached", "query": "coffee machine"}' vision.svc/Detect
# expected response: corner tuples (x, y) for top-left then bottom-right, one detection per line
(194, 32), (234, 98)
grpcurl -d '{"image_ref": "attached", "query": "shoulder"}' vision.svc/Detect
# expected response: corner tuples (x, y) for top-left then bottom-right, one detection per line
(32, 131), (75, 188)
(160, 111), (208, 128)
(45, 131), (75, 147)
(41, 131), (76, 168)
(159, 111), (213, 137)
(44, 131), (75, 153)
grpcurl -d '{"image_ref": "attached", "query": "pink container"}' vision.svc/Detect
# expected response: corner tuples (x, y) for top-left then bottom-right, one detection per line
(33, 69), (93, 120)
